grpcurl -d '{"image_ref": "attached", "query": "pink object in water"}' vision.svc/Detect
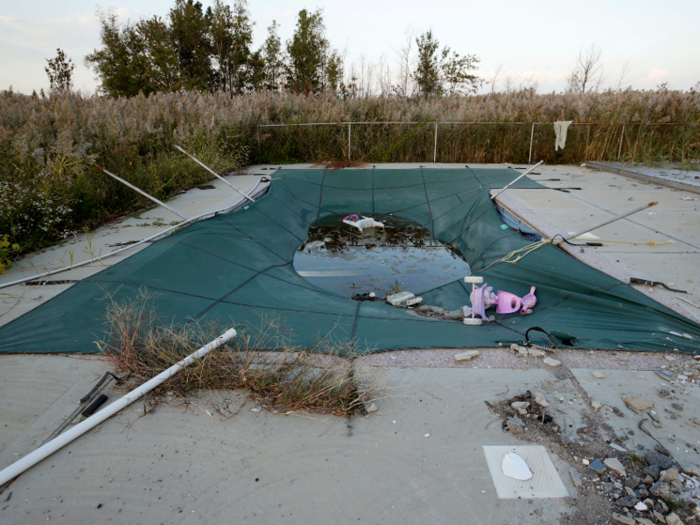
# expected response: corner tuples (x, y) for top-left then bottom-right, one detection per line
(496, 291), (522, 314)
(520, 286), (537, 314)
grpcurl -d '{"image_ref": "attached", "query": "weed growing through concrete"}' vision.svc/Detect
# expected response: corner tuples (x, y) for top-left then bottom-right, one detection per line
(97, 290), (380, 416)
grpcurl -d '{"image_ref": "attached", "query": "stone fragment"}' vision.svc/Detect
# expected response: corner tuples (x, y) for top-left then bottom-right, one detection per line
(671, 403), (684, 411)
(543, 357), (561, 367)
(507, 418), (525, 434)
(592, 371), (606, 379)
(605, 457), (628, 477)
(694, 418), (700, 425)
(511, 401), (529, 409)
(683, 466), (700, 477)
(534, 392), (549, 408)
(589, 459), (606, 475)
(612, 513), (636, 525)
(643, 498), (654, 509)
(643, 475), (654, 485)
(569, 468), (582, 487)
(659, 388), (672, 399)
(671, 479), (683, 492)
(653, 510), (666, 523)
(625, 486), (636, 497)
(660, 468), (679, 482)
(624, 476), (639, 489)
(623, 395), (654, 411)
(611, 443), (628, 453)
(666, 513), (684, 525)
(592, 401), (602, 410)
(650, 481), (674, 500)
(635, 501), (648, 511)
(366, 403), (378, 413)
(527, 348), (546, 357)
(635, 518), (654, 525)
(617, 496), (637, 508)
(645, 452), (674, 470)
(455, 350), (480, 361)
(386, 291), (415, 306)
(405, 296), (423, 306)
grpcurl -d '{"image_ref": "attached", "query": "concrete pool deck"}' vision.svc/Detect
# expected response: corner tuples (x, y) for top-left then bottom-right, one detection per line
(1, 163), (699, 524)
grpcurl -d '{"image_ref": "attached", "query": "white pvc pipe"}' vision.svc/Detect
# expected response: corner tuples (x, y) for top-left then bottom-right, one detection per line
(490, 160), (545, 200)
(0, 329), (236, 487)
(94, 165), (190, 220)
(175, 146), (255, 203)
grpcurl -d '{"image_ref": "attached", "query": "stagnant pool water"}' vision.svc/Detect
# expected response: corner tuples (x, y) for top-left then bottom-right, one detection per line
(293, 214), (471, 299)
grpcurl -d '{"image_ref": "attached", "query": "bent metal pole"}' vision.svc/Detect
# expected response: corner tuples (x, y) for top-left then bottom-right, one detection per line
(0, 329), (236, 488)
(490, 160), (545, 200)
(94, 164), (190, 220)
(564, 201), (658, 241)
(175, 145), (255, 203)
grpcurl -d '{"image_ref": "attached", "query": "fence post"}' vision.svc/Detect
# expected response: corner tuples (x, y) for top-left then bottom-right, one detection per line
(618, 124), (625, 159)
(348, 123), (351, 160)
(528, 122), (535, 164)
(434, 122), (439, 163)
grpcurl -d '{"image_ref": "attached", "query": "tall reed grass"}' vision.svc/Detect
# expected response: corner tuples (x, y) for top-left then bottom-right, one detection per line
(1, 86), (698, 251)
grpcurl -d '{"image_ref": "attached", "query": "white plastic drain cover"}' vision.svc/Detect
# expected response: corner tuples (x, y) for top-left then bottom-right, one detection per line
(483, 446), (569, 499)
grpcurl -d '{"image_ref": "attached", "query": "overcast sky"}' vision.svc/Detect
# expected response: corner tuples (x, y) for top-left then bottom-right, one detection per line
(1, 0), (698, 95)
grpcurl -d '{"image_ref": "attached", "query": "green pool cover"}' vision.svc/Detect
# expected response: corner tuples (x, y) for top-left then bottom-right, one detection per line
(1, 167), (699, 355)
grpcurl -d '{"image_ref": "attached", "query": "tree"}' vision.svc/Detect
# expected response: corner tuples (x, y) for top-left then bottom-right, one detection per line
(261, 21), (284, 90)
(86, 11), (155, 97)
(45, 48), (75, 93)
(566, 43), (605, 94)
(413, 30), (481, 98)
(229, 0), (255, 94)
(137, 16), (182, 92)
(170, 0), (212, 91)
(413, 31), (441, 97)
(285, 9), (329, 93)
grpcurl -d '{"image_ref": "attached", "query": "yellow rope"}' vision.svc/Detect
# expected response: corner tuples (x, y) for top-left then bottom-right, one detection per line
(481, 237), (674, 273)
(481, 238), (554, 272)
(574, 238), (675, 246)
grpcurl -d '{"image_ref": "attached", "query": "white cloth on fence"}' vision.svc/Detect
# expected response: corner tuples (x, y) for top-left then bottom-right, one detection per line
(553, 121), (573, 151)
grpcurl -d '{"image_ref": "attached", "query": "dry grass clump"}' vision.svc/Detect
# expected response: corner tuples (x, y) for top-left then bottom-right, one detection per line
(97, 292), (378, 416)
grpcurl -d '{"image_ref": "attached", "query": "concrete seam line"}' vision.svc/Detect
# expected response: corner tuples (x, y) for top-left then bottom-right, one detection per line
(0, 329), (237, 487)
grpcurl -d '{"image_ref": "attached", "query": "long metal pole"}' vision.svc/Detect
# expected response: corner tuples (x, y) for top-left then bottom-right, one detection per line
(434, 122), (438, 163)
(528, 123), (535, 164)
(0, 329), (236, 487)
(175, 146), (255, 203)
(94, 165), (189, 220)
(490, 160), (544, 200)
(565, 201), (658, 241)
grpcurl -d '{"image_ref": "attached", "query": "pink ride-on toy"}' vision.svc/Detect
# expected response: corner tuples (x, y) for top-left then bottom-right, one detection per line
(520, 286), (537, 314)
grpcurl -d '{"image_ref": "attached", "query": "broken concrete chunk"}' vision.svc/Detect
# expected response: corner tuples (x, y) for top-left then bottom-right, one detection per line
(569, 468), (582, 488)
(506, 418), (525, 434)
(510, 401), (529, 409)
(592, 371), (605, 379)
(534, 392), (549, 408)
(665, 513), (684, 525)
(543, 357), (561, 367)
(454, 350), (480, 362)
(605, 457), (627, 477)
(405, 296), (423, 306)
(683, 466), (700, 477)
(610, 443), (627, 453)
(591, 401), (602, 410)
(528, 348), (546, 357)
(612, 513), (636, 525)
(660, 468), (679, 482)
(650, 481), (674, 500)
(653, 510), (666, 523)
(366, 403), (378, 413)
(386, 291), (415, 306)
(623, 395), (654, 411)
(635, 518), (654, 525)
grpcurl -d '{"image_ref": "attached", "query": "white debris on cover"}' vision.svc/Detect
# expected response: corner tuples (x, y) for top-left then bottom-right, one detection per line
(502, 452), (533, 481)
